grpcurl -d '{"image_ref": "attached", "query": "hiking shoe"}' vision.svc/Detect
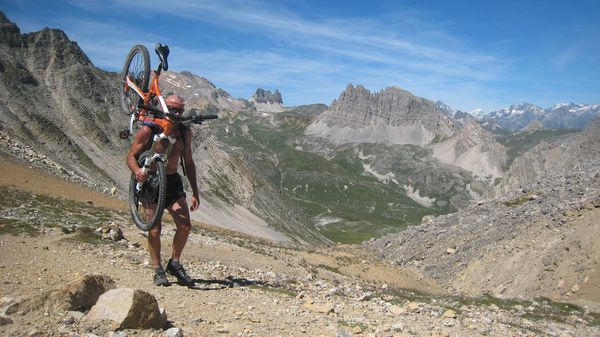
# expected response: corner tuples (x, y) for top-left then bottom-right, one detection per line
(153, 267), (169, 286)
(166, 259), (194, 286)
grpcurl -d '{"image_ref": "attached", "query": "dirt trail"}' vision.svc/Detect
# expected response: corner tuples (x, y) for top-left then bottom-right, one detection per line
(0, 158), (127, 211)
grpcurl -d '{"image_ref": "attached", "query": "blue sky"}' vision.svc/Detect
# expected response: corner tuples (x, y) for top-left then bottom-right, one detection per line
(2, 0), (599, 111)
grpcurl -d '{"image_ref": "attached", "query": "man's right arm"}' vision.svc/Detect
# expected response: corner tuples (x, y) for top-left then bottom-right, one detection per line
(127, 126), (152, 181)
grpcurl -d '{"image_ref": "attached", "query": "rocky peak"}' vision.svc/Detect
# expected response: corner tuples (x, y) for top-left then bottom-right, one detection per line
(306, 84), (456, 145)
(252, 88), (283, 105)
(23, 27), (92, 69)
(159, 70), (246, 113)
(0, 11), (22, 47)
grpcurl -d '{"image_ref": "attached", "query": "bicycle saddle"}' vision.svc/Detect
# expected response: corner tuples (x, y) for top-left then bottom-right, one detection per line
(155, 43), (169, 71)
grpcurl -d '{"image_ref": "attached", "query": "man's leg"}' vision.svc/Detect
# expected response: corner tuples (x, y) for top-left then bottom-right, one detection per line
(146, 204), (168, 286)
(168, 196), (191, 261)
(165, 196), (194, 286)
(146, 204), (163, 267)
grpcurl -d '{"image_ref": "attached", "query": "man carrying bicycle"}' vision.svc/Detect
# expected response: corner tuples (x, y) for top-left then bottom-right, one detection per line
(126, 95), (199, 287)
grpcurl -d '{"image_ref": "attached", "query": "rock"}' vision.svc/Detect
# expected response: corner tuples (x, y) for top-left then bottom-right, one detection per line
(407, 302), (420, 313)
(388, 305), (407, 315)
(159, 307), (168, 327)
(97, 222), (125, 242)
(0, 297), (17, 315)
(336, 330), (351, 337)
(0, 313), (13, 326)
(571, 284), (580, 293)
(356, 292), (373, 301)
(216, 326), (229, 333)
(442, 309), (456, 318)
(352, 325), (363, 334)
(302, 298), (334, 314)
(392, 322), (404, 332)
(86, 288), (163, 329)
(163, 327), (183, 337)
(27, 330), (41, 337)
(7, 274), (116, 314)
(446, 248), (457, 254)
(68, 310), (86, 320)
(542, 256), (553, 266)
(110, 186), (117, 195)
(107, 332), (128, 337)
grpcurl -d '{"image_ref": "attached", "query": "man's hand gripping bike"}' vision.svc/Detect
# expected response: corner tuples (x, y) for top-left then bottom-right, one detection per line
(119, 43), (217, 231)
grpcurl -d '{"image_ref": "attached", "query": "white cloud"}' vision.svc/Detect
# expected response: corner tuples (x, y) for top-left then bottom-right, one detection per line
(26, 0), (517, 109)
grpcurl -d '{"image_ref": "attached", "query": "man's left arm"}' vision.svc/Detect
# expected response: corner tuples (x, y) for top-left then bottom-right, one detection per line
(183, 128), (200, 211)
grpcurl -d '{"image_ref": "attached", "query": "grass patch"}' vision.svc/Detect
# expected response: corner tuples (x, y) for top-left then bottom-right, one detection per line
(385, 288), (600, 327)
(338, 320), (368, 331)
(317, 263), (344, 275)
(64, 227), (112, 245)
(0, 187), (125, 242)
(249, 284), (297, 297)
(0, 218), (40, 236)
(502, 194), (536, 207)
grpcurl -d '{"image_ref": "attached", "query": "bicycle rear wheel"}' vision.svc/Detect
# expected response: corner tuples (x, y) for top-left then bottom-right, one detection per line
(120, 45), (150, 115)
(129, 152), (167, 231)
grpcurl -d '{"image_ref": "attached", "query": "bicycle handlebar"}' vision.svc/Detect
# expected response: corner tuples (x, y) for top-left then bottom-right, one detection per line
(137, 104), (218, 124)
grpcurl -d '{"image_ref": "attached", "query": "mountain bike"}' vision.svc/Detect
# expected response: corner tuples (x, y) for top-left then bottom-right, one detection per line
(119, 43), (218, 231)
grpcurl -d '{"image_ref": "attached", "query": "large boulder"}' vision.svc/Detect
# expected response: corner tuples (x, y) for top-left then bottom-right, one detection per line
(7, 274), (116, 314)
(86, 288), (164, 329)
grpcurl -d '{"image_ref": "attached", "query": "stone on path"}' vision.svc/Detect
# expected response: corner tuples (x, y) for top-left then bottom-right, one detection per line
(302, 297), (334, 314)
(86, 288), (164, 329)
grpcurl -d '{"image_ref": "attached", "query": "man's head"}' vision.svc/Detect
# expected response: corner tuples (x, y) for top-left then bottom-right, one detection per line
(165, 95), (185, 115)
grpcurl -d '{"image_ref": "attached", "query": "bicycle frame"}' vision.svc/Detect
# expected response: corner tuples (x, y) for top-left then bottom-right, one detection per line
(124, 67), (180, 192)
(124, 72), (176, 137)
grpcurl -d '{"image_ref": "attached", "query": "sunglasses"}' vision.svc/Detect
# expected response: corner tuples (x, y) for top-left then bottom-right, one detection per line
(168, 107), (185, 114)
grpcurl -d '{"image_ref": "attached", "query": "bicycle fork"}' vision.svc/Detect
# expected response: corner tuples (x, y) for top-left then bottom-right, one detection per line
(136, 133), (176, 192)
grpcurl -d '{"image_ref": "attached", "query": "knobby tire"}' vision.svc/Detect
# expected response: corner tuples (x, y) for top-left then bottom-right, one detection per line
(129, 153), (167, 231)
(120, 45), (150, 116)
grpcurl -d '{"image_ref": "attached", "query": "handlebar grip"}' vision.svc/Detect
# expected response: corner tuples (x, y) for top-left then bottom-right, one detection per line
(201, 114), (219, 120)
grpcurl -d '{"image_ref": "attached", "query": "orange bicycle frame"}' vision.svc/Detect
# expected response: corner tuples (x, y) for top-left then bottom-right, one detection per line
(124, 71), (176, 136)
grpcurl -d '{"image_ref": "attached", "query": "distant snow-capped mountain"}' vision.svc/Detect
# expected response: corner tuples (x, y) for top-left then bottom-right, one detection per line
(474, 102), (600, 131)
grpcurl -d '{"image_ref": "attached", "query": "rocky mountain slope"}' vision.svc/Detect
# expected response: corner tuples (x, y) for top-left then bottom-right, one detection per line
(0, 11), (128, 190)
(475, 102), (600, 131)
(365, 118), (600, 310)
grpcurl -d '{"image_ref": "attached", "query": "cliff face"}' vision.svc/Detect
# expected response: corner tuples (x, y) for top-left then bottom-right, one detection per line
(305, 84), (506, 180)
(306, 84), (456, 145)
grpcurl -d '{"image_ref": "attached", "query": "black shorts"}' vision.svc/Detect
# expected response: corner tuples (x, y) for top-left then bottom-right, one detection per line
(164, 173), (186, 208)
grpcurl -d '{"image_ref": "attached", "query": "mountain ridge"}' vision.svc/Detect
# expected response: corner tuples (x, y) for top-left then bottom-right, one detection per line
(474, 102), (600, 131)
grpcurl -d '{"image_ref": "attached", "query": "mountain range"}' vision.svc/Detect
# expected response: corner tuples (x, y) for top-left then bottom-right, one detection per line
(473, 102), (600, 131)
(1, 12), (599, 247)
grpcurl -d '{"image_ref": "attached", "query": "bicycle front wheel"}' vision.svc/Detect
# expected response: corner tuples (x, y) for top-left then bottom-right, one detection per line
(129, 153), (167, 231)
(120, 45), (150, 115)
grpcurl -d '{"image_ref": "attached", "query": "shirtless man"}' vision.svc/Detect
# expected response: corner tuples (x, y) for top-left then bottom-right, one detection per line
(126, 95), (198, 286)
